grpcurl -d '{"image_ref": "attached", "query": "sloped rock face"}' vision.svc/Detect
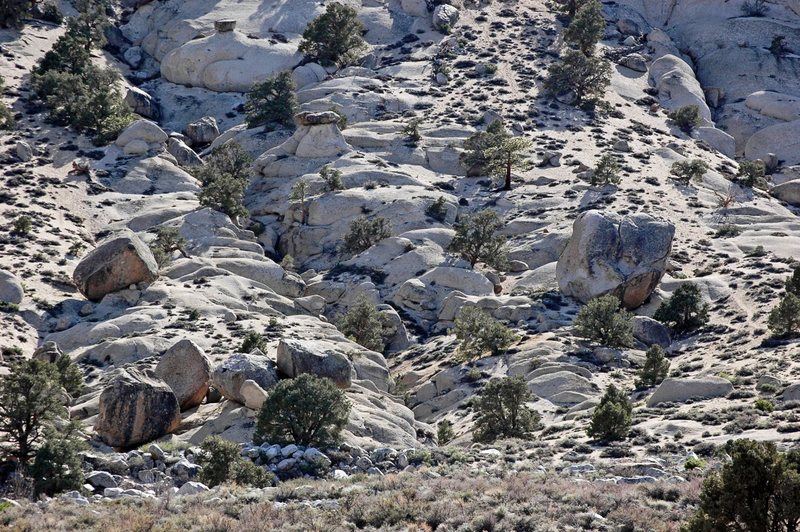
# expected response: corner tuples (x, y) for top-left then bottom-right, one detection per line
(95, 368), (181, 448)
(647, 377), (733, 407)
(556, 211), (674, 309)
(277, 339), (354, 388)
(210, 352), (279, 405)
(154, 339), (211, 410)
(73, 232), (159, 301)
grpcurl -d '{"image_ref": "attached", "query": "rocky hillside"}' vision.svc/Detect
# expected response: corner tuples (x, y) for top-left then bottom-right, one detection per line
(1, 0), (800, 528)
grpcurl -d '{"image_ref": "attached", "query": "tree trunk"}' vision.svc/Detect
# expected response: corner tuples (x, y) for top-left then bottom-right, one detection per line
(503, 156), (512, 191)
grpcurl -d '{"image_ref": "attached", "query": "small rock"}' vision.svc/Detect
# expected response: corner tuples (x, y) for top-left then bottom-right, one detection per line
(177, 481), (210, 496)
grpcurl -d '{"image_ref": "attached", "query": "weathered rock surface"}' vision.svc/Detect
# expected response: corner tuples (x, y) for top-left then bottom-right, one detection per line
(210, 352), (278, 405)
(0, 269), (24, 305)
(95, 368), (181, 448)
(556, 211), (675, 309)
(276, 339), (354, 388)
(72, 232), (159, 301)
(154, 339), (211, 410)
(647, 377), (733, 407)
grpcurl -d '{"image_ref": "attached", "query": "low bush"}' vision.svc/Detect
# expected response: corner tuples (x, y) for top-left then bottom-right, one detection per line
(195, 143), (252, 221)
(254, 374), (351, 447)
(654, 283), (709, 332)
(298, 3), (367, 67)
(636, 345), (670, 388)
(473, 376), (540, 442)
(342, 217), (392, 255)
(447, 209), (508, 270)
(670, 159), (708, 185)
(574, 294), (634, 347)
(587, 384), (632, 442)
(244, 71), (299, 129)
(454, 306), (516, 359)
(667, 105), (702, 133)
(337, 295), (392, 352)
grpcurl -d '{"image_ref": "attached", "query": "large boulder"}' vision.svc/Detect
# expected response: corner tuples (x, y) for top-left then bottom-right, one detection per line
(632, 316), (671, 348)
(527, 371), (597, 404)
(160, 26), (300, 92)
(124, 87), (160, 120)
(771, 181), (800, 206)
(95, 368), (181, 448)
(433, 4), (459, 31)
(210, 352), (278, 405)
(782, 383), (800, 402)
(745, 119), (800, 166)
(0, 269), (24, 305)
(276, 339), (354, 389)
(115, 119), (168, 148)
(72, 232), (159, 301)
(647, 377), (733, 407)
(154, 339), (211, 410)
(184, 116), (219, 146)
(556, 211), (675, 309)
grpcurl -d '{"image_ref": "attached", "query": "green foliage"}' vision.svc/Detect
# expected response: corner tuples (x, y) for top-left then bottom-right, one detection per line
(454, 306), (516, 360)
(447, 209), (508, 270)
(254, 374), (351, 447)
(563, 0), (605, 56)
(229, 458), (274, 488)
(69, 0), (110, 51)
(0, 359), (65, 465)
(437, 420), (455, 445)
(574, 294), (634, 347)
(670, 159), (708, 185)
(0, 0), (29, 29)
(320, 164), (344, 191)
(742, 0), (769, 16)
(554, 0), (587, 17)
(683, 439), (800, 532)
(342, 216), (392, 254)
(195, 143), (252, 221)
(30, 423), (85, 496)
(587, 384), (632, 442)
(636, 345), (670, 388)
(39, 3), (64, 24)
(544, 48), (611, 105)
(654, 283), (709, 332)
(459, 122), (531, 190)
(149, 226), (188, 268)
(460, 121), (508, 175)
(403, 118), (423, 145)
(668, 105), (702, 133)
(768, 293), (800, 338)
(736, 159), (766, 188)
(55, 353), (84, 398)
(290, 178), (311, 225)
(785, 265), (800, 297)
(473, 376), (540, 443)
(425, 196), (449, 222)
(770, 35), (789, 57)
(198, 436), (264, 488)
(337, 295), (391, 352)
(684, 456), (706, 470)
(244, 71), (299, 129)
(298, 3), (367, 67)
(754, 398), (775, 413)
(12, 215), (32, 236)
(592, 154), (620, 185)
(29, 0), (129, 144)
(0, 76), (14, 130)
(241, 330), (267, 354)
